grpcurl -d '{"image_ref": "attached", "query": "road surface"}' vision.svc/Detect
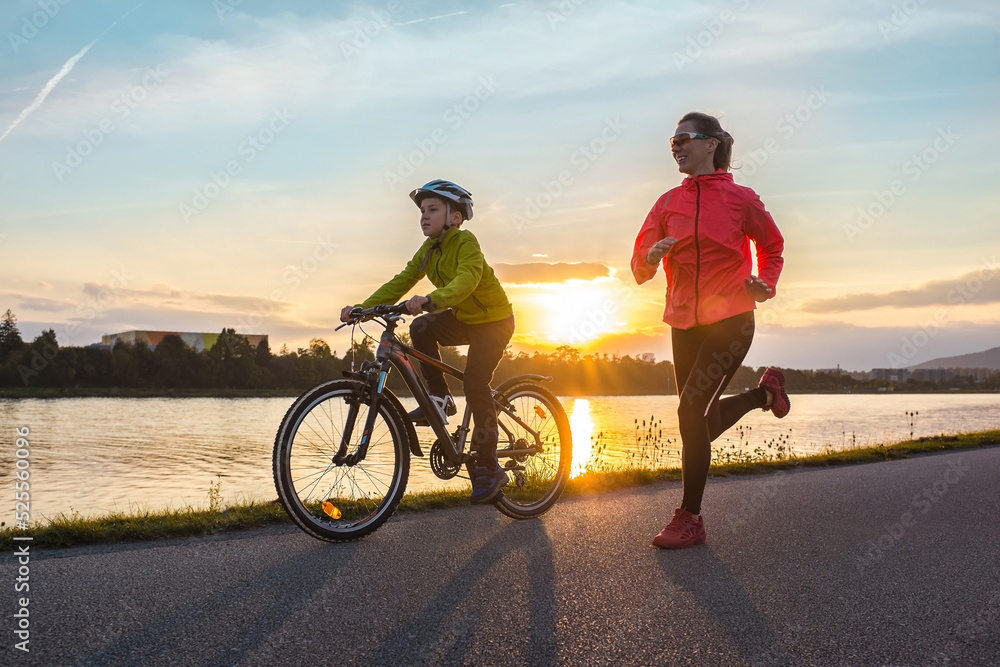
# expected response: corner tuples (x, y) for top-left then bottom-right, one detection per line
(11, 446), (1000, 666)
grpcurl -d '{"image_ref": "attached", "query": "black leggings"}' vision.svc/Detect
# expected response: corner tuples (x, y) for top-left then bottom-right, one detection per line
(672, 311), (768, 515)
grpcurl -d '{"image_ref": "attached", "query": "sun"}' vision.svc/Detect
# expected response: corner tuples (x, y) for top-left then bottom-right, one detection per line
(524, 279), (622, 345)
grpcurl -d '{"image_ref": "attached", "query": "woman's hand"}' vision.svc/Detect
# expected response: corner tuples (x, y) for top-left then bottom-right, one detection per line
(340, 305), (357, 322)
(646, 237), (678, 265)
(405, 295), (430, 315)
(744, 276), (773, 302)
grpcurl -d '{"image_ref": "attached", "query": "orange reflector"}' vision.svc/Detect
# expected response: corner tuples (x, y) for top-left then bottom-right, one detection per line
(322, 502), (342, 519)
(534, 405), (547, 419)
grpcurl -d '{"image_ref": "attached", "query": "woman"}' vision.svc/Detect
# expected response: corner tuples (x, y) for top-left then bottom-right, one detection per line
(631, 112), (789, 549)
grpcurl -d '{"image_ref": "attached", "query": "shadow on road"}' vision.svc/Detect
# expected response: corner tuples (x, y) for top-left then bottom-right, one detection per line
(359, 518), (557, 666)
(655, 546), (793, 666)
(75, 537), (359, 666)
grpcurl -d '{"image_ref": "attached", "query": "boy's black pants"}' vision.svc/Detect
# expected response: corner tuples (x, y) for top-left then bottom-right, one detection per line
(409, 311), (515, 463)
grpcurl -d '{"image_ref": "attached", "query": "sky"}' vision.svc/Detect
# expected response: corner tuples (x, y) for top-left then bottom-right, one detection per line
(1, 0), (998, 371)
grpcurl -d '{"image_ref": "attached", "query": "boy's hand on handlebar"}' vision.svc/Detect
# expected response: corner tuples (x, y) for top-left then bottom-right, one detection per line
(744, 276), (773, 302)
(405, 295), (429, 315)
(646, 237), (678, 265)
(340, 305), (360, 322)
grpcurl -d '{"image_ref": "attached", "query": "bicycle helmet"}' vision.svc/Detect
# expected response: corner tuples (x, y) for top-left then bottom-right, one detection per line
(409, 179), (474, 221)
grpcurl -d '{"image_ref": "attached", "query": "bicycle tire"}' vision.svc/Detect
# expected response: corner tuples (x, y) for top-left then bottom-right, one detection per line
(493, 381), (571, 519)
(273, 379), (410, 541)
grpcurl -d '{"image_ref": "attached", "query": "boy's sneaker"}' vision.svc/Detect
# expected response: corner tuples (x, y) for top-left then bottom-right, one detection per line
(408, 394), (457, 426)
(651, 508), (706, 549)
(758, 368), (790, 418)
(470, 464), (508, 505)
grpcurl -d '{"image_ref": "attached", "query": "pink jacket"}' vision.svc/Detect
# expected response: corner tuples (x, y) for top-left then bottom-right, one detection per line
(631, 170), (784, 329)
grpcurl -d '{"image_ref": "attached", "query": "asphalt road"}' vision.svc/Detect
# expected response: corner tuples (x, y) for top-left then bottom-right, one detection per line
(10, 446), (1000, 666)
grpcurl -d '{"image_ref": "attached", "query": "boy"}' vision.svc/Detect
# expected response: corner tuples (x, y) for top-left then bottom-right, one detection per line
(340, 179), (515, 504)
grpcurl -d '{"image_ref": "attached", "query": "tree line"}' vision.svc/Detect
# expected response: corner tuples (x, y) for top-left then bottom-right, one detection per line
(1, 310), (995, 394)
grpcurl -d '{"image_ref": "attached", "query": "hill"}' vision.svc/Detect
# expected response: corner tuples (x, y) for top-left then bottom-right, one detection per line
(909, 345), (1000, 370)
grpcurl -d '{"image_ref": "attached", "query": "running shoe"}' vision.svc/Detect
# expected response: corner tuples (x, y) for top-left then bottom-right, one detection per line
(408, 394), (457, 426)
(651, 508), (706, 549)
(470, 465), (509, 505)
(758, 367), (790, 418)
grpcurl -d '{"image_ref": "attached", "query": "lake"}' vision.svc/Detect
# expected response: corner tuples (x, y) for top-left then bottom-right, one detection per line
(1, 393), (998, 524)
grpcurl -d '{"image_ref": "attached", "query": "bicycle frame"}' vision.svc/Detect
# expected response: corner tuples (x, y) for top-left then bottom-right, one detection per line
(344, 313), (548, 469)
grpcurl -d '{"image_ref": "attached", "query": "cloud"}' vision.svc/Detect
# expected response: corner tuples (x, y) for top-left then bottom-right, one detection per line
(800, 264), (1000, 313)
(494, 262), (612, 284)
(79, 281), (295, 316)
(17, 296), (75, 312)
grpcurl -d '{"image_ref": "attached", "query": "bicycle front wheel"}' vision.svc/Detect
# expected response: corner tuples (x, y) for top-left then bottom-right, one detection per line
(273, 379), (410, 542)
(494, 382), (571, 519)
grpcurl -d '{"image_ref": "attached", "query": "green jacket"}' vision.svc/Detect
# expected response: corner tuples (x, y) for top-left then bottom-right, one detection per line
(360, 228), (513, 324)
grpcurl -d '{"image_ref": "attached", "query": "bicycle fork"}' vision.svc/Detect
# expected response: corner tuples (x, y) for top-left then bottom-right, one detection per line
(333, 361), (390, 466)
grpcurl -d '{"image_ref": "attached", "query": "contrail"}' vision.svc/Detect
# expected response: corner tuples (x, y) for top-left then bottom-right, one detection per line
(0, 40), (96, 144)
(0, 3), (144, 145)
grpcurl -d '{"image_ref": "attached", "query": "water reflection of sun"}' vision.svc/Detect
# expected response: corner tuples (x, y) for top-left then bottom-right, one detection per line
(569, 399), (594, 477)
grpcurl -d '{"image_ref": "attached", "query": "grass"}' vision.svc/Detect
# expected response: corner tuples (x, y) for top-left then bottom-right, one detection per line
(2, 428), (998, 551)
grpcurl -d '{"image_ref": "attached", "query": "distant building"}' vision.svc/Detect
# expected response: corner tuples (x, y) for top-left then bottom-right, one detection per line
(870, 368), (909, 382)
(817, 364), (843, 375)
(910, 368), (956, 383)
(100, 330), (267, 352)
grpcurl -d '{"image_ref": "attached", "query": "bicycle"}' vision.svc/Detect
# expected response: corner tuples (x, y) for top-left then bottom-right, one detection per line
(273, 303), (572, 542)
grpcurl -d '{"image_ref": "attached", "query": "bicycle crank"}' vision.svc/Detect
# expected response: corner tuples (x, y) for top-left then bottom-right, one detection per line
(429, 439), (463, 480)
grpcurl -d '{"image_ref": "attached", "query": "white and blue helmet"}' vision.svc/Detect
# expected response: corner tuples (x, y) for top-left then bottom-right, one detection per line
(409, 179), (474, 221)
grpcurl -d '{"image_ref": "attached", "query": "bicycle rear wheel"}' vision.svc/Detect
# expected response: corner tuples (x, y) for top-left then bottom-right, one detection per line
(273, 379), (410, 541)
(493, 382), (571, 519)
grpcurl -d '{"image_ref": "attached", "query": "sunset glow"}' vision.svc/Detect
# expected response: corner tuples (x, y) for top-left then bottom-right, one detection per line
(1, 1), (996, 372)
(515, 278), (625, 346)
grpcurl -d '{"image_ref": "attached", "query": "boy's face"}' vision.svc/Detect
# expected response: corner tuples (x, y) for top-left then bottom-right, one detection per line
(419, 197), (462, 238)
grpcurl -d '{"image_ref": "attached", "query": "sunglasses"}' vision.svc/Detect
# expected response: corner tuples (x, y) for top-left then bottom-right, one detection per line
(670, 132), (713, 148)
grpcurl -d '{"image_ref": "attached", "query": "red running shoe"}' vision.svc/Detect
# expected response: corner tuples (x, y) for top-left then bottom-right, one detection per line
(651, 508), (706, 549)
(758, 367), (790, 418)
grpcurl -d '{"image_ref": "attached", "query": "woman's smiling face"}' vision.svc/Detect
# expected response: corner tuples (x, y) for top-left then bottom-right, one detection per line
(671, 121), (718, 176)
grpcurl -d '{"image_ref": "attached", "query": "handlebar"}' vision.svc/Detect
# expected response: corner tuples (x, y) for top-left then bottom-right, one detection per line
(335, 302), (422, 331)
